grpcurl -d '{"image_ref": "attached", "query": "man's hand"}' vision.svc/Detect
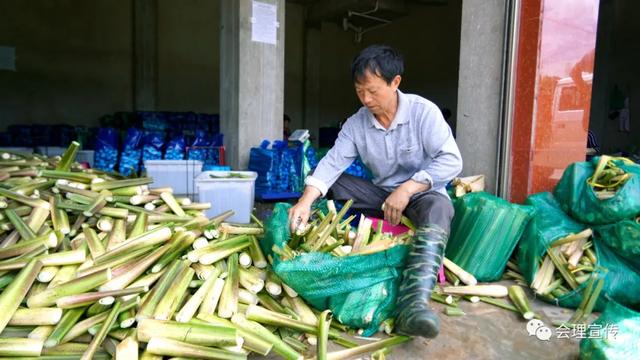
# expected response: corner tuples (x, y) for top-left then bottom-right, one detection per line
(288, 186), (322, 233)
(383, 187), (411, 226)
(288, 201), (312, 233)
(383, 179), (431, 225)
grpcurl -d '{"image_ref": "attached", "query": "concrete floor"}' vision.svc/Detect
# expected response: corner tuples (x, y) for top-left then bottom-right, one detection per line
(251, 281), (584, 360)
(389, 285), (583, 360)
(252, 201), (585, 360)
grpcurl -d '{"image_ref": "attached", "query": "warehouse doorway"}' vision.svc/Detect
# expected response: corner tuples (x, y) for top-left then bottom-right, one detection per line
(284, 0), (463, 147)
(588, 0), (640, 160)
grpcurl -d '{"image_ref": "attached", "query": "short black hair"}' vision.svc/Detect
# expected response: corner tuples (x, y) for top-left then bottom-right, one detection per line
(351, 45), (404, 84)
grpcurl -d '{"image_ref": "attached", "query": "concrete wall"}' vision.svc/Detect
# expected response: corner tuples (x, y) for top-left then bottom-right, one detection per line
(0, 0), (133, 128)
(157, 0), (220, 113)
(303, 1), (462, 142)
(284, 3), (305, 131)
(589, 0), (640, 154)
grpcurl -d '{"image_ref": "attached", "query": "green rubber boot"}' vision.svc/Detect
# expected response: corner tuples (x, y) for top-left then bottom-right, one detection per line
(395, 225), (448, 338)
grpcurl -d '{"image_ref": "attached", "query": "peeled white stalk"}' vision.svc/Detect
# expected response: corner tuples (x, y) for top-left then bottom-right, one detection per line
(192, 237), (209, 250)
(442, 285), (509, 298)
(238, 268), (265, 294)
(282, 284), (298, 298)
(37, 266), (60, 283)
(443, 257), (477, 286)
(27, 326), (54, 340)
(8, 308), (63, 326)
(238, 252), (252, 268)
(198, 277), (226, 316)
(175, 273), (218, 323)
(97, 217), (113, 232)
(116, 335), (138, 360)
(48, 265), (79, 289)
(238, 289), (259, 305)
(159, 192), (186, 217)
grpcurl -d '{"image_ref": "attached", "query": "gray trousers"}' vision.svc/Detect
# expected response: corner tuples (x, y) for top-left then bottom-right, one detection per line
(327, 174), (455, 233)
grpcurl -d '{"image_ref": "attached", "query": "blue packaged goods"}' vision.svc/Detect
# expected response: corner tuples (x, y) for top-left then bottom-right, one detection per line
(273, 140), (294, 192)
(0, 133), (11, 145)
(75, 126), (93, 150)
(249, 141), (279, 193)
(202, 165), (231, 171)
(196, 113), (220, 134)
(139, 111), (168, 131)
(212, 133), (224, 147)
(94, 127), (119, 171)
(165, 134), (186, 160)
(188, 130), (212, 162)
(250, 139), (317, 195)
(53, 125), (76, 147)
(141, 131), (165, 171)
(305, 141), (319, 170)
(30, 125), (52, 146)
(8, 125), (33, 147)
(118, 128), (143, 176)
(167, 112), (198, 136)
(345, 157), (372, 180)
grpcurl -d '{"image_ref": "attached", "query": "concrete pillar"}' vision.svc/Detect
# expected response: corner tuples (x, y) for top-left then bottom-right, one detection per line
(133, 0), (158, 110)
(455, 0), (507, 194)
(220, 0), (285, 169)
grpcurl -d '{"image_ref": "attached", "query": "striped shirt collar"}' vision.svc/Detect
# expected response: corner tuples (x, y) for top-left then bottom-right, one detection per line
(367, 89), (409, 131)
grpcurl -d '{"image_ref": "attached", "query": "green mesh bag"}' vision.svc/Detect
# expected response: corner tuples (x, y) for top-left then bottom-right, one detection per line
(261, 203), (409, 336)
(518, 192), (640, 310)
(445, 192), (535, 281)
(580, 300), (640, 359)
(553, 158), (640, 225)
(594, 219), (640, 272)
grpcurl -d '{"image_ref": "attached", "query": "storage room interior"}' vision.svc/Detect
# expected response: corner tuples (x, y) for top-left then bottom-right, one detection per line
(0, 0), (462, 146)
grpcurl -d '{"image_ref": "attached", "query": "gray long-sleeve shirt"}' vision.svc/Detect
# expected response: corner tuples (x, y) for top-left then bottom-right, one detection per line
(306, 90), (463, 198)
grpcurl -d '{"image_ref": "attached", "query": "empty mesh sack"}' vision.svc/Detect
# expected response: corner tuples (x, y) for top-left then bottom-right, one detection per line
(445, 192), (535, 281)
(261, 203), (408, 336)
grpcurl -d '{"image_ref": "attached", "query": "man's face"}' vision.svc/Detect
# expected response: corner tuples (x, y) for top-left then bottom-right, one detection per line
(354, 71), (401, 115)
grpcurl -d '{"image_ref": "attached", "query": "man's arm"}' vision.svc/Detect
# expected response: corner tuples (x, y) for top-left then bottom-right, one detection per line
(411, 105), (463, 191)
(288, 121), (359, 232)
(383, 105), (462, 225)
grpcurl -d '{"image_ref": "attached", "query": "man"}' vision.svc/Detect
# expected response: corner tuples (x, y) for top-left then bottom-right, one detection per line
(288, 44), (463, 338)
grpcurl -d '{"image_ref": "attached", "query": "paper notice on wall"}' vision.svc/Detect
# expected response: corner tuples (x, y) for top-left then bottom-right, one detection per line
(251, 1), (278, 45)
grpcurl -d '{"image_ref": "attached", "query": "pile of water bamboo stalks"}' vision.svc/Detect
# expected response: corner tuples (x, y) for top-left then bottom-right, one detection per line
(0, 143), (409, 359)
(588, 155), (633, 200)
(279, 200), (415, 261)
(426, 256), (537, 321)
(505, 228), (603, 324)
(287, 199), (533, 325)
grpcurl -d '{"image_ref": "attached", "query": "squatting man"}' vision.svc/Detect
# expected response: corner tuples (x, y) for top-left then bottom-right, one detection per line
(288, 44), (463, 337)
